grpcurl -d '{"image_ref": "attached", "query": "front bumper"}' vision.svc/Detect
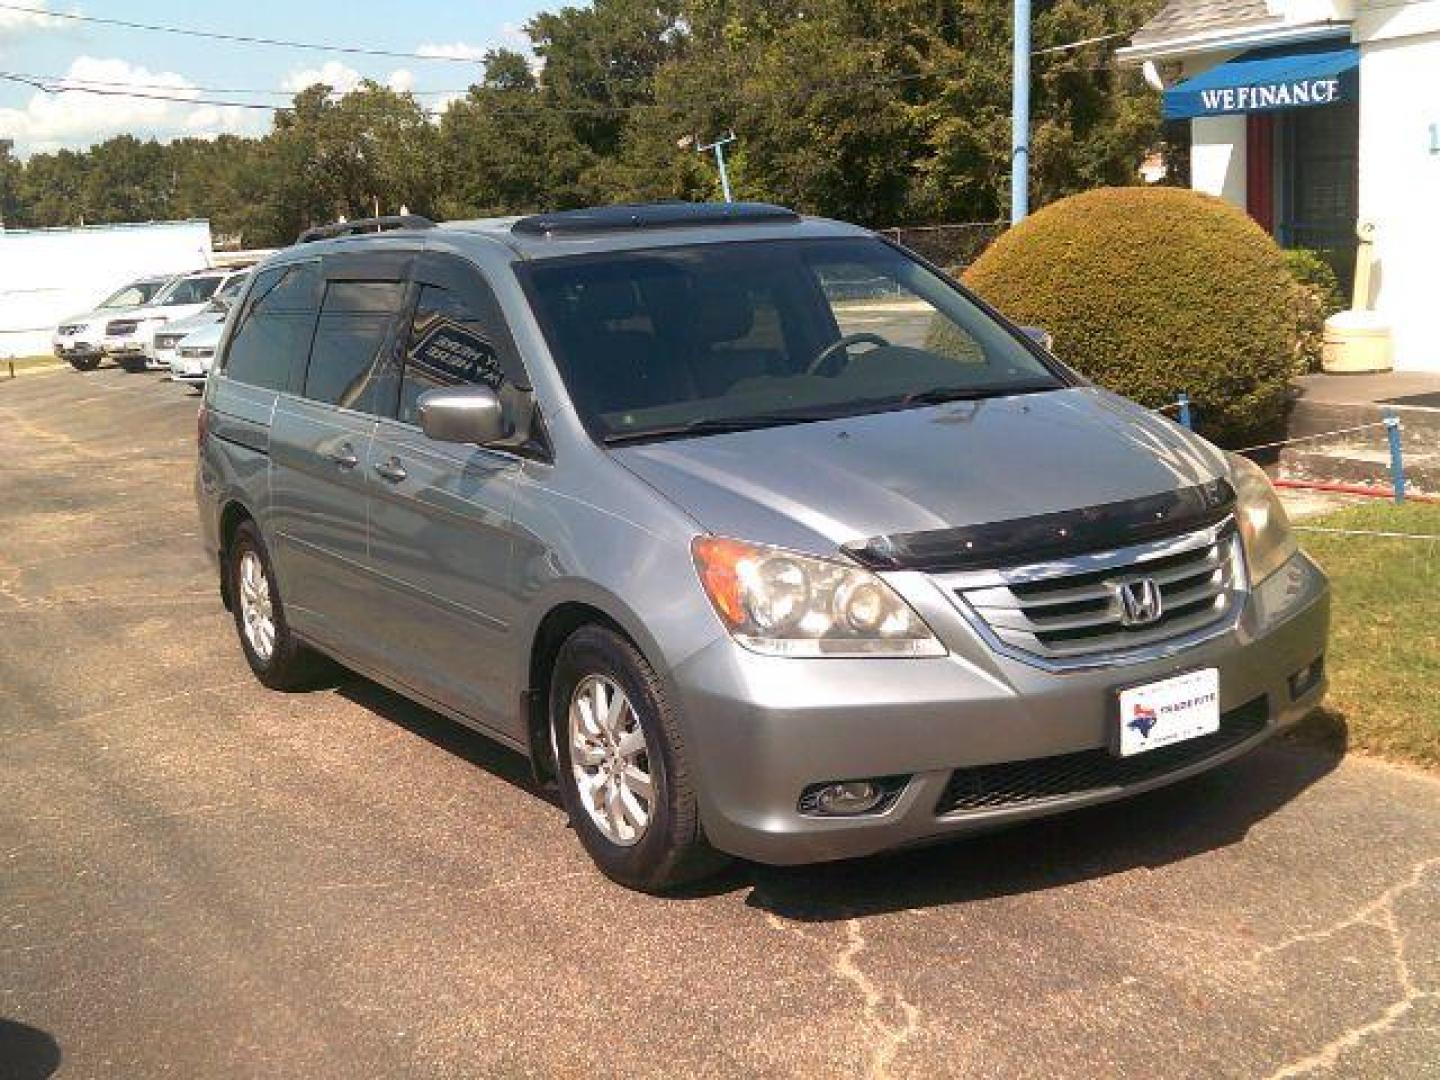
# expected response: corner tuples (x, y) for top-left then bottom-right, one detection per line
(168, 352), (213, 383)
(53, 337), (101, 358)
(674, 550), (1329, 865)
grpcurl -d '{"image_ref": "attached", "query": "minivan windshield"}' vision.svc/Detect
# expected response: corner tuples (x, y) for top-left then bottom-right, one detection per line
(525, 237), (1066, 444)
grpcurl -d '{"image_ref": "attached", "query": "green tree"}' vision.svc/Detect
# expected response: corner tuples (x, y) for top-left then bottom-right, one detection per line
(437, 48), (599, 216)
(267, 81), (440, 241)
(15, 149), (90, 226)
(0, 141), (20, 226)
(528, 0), (683, 157)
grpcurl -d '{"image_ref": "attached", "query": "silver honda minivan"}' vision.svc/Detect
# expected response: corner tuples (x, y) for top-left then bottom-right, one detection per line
(196, 203), (1329, 891)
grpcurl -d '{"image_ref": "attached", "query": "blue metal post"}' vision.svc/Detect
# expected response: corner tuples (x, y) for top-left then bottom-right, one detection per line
(1384, 409), (1406, 503)
(1177, 393), (1193, 430)
(1011, 0), (1031, 224)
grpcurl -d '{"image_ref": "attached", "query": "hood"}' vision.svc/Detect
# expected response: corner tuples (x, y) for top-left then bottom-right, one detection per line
(177, 322), (223, 348)
(611, 387), (1229, 558)
(160, 308), (223, 337)
(102, 304), (167, 325)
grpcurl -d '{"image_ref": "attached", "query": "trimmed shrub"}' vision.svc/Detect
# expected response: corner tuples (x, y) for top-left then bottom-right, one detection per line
(963, 187), (1301, 446)
(1284, 248), (1346, 374)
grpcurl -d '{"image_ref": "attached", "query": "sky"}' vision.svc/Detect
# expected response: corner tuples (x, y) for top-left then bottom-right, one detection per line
(0, 0), (553, 156)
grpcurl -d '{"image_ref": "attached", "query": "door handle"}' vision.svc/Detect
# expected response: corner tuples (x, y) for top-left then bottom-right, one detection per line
(373, 457), (408, 483)
(327, 444), (359, 469)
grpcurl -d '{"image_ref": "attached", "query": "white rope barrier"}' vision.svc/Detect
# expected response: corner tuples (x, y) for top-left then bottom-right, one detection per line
(1295, 526), (1440, 541)
(1232, 421), (1392, 456)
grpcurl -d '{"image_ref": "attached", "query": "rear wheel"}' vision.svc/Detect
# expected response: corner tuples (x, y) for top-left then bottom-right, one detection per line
(116, 356), (147, 374)
(227, 520), (327, 690)
(550, 625), (728, 892)
(68, 355), (99, 372)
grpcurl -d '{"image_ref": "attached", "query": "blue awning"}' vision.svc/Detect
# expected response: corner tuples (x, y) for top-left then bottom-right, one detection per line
(1164, 41), (1359, 121)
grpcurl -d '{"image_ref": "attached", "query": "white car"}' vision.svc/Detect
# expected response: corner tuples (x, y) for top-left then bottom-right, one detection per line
(52, 275), (178, 371)
(152, 271), (250, 374)
(167, 321), (223, 387)
(103, 269), (247, 373)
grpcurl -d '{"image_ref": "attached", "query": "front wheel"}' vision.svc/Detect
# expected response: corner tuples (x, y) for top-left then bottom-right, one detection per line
(116, 356), (147, 374)
(68, 355), (100, 372)
(227, 520), (328, 691)
(550, 625), (728, 892)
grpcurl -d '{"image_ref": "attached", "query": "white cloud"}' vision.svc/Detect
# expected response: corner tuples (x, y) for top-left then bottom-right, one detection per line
(415, 41), (489, 62)
(279, 61), (418, 101)
(281, 59), (364, 96)
(0, 56), (262, 156)
(0, 1), (63, 37)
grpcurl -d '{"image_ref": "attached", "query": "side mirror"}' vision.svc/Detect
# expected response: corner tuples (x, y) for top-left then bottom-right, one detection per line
(1019, 326), (1054, 352)
(417, 385), (512, 446)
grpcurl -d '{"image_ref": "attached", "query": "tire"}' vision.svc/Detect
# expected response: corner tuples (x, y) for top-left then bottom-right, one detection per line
(68, 355), (100, 372)
(227, 520), (328, 691)
(116, 356), (147, 374)
(550, 625), (728, 892)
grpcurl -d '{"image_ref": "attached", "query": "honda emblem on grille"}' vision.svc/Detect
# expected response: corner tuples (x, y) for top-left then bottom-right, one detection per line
(1115, 578), (1163, 627)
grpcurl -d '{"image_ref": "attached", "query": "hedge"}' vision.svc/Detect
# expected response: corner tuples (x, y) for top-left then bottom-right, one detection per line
(963, 187), (1301, 446)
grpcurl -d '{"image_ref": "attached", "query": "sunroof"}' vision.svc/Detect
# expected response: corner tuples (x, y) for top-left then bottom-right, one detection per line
(511, 201), (800, 237)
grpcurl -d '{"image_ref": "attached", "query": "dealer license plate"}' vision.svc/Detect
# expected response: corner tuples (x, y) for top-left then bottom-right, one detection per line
(1116, 669), (1220, 757)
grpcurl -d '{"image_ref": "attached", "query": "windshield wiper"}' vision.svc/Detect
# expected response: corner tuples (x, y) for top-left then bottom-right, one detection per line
(602, 411), (839, 445)
(899, 382), (1058, 406)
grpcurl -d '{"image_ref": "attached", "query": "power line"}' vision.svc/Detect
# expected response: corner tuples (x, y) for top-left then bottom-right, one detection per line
(0, 2), (490, 64)
(0, 61), (978, 118)
(0, 26), (1136, 122)
(4, 70), (470, 99)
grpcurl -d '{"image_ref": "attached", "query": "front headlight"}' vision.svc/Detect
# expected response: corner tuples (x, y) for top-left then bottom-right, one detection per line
(1229, 454), (1298, 585)
(692, 537), (946, 658)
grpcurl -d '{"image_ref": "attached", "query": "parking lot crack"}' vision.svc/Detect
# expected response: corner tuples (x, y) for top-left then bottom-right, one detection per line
(1259, 856), (1439, 1078)
(765, 913), (923, 1079)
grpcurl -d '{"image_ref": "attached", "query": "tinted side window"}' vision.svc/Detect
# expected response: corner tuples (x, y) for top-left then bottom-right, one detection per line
(398, 285), (507, 424)
(223, 262), (321, 391)
(303, 281), (407, 413)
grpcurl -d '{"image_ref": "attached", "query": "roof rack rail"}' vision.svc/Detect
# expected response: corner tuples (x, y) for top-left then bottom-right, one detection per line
(296, 214), (436, 245)
(511, 201), (799, 237)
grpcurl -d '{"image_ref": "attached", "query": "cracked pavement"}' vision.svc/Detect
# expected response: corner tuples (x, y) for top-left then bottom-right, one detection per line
(2, 366), (1438, 1078)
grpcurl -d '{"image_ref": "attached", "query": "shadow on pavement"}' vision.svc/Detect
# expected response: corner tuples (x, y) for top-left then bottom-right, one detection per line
(743, 727), (1348, 922)
(333, 667), (1347, 918)
(0, 1019), (61, 1080)
(335, 675), (559, 808)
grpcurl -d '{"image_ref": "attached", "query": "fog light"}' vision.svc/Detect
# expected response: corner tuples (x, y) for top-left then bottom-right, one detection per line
(798, 777), (907, 817)
(1288, 655), (1325, 701)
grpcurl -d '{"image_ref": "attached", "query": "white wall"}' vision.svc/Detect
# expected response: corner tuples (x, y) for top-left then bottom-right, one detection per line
(1190, 114), (1249, 206)
(0, 220), (213, 359)
(1356, 6), (1440, 371)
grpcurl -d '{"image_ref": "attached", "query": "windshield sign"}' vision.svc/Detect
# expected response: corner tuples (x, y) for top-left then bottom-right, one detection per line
(525, 238), (1065, 444)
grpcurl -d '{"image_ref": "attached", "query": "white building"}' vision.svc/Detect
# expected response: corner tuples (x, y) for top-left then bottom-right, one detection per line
(0, 220), (214, 360)
(1120, 0), (1440, 373)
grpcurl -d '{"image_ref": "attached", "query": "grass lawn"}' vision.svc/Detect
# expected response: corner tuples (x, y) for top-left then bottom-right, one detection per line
(1288, 499), (1440, 770)
(2, 355), (63, 375)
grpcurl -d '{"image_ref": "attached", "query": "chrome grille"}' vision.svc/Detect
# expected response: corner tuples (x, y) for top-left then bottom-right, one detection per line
(940, 520), (1242, 667)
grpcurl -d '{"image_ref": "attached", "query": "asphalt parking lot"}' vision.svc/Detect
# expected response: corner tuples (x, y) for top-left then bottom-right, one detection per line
(2, 365), (1438, 1079)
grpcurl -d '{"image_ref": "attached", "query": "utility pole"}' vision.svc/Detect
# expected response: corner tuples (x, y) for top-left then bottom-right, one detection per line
(1011, 0), (1031, 224)
(680, 131), (737, 203)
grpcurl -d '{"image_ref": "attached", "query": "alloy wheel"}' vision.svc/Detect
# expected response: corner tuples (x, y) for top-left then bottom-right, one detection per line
(567, 674), (654, 846)
(237, 549), (276, 662)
